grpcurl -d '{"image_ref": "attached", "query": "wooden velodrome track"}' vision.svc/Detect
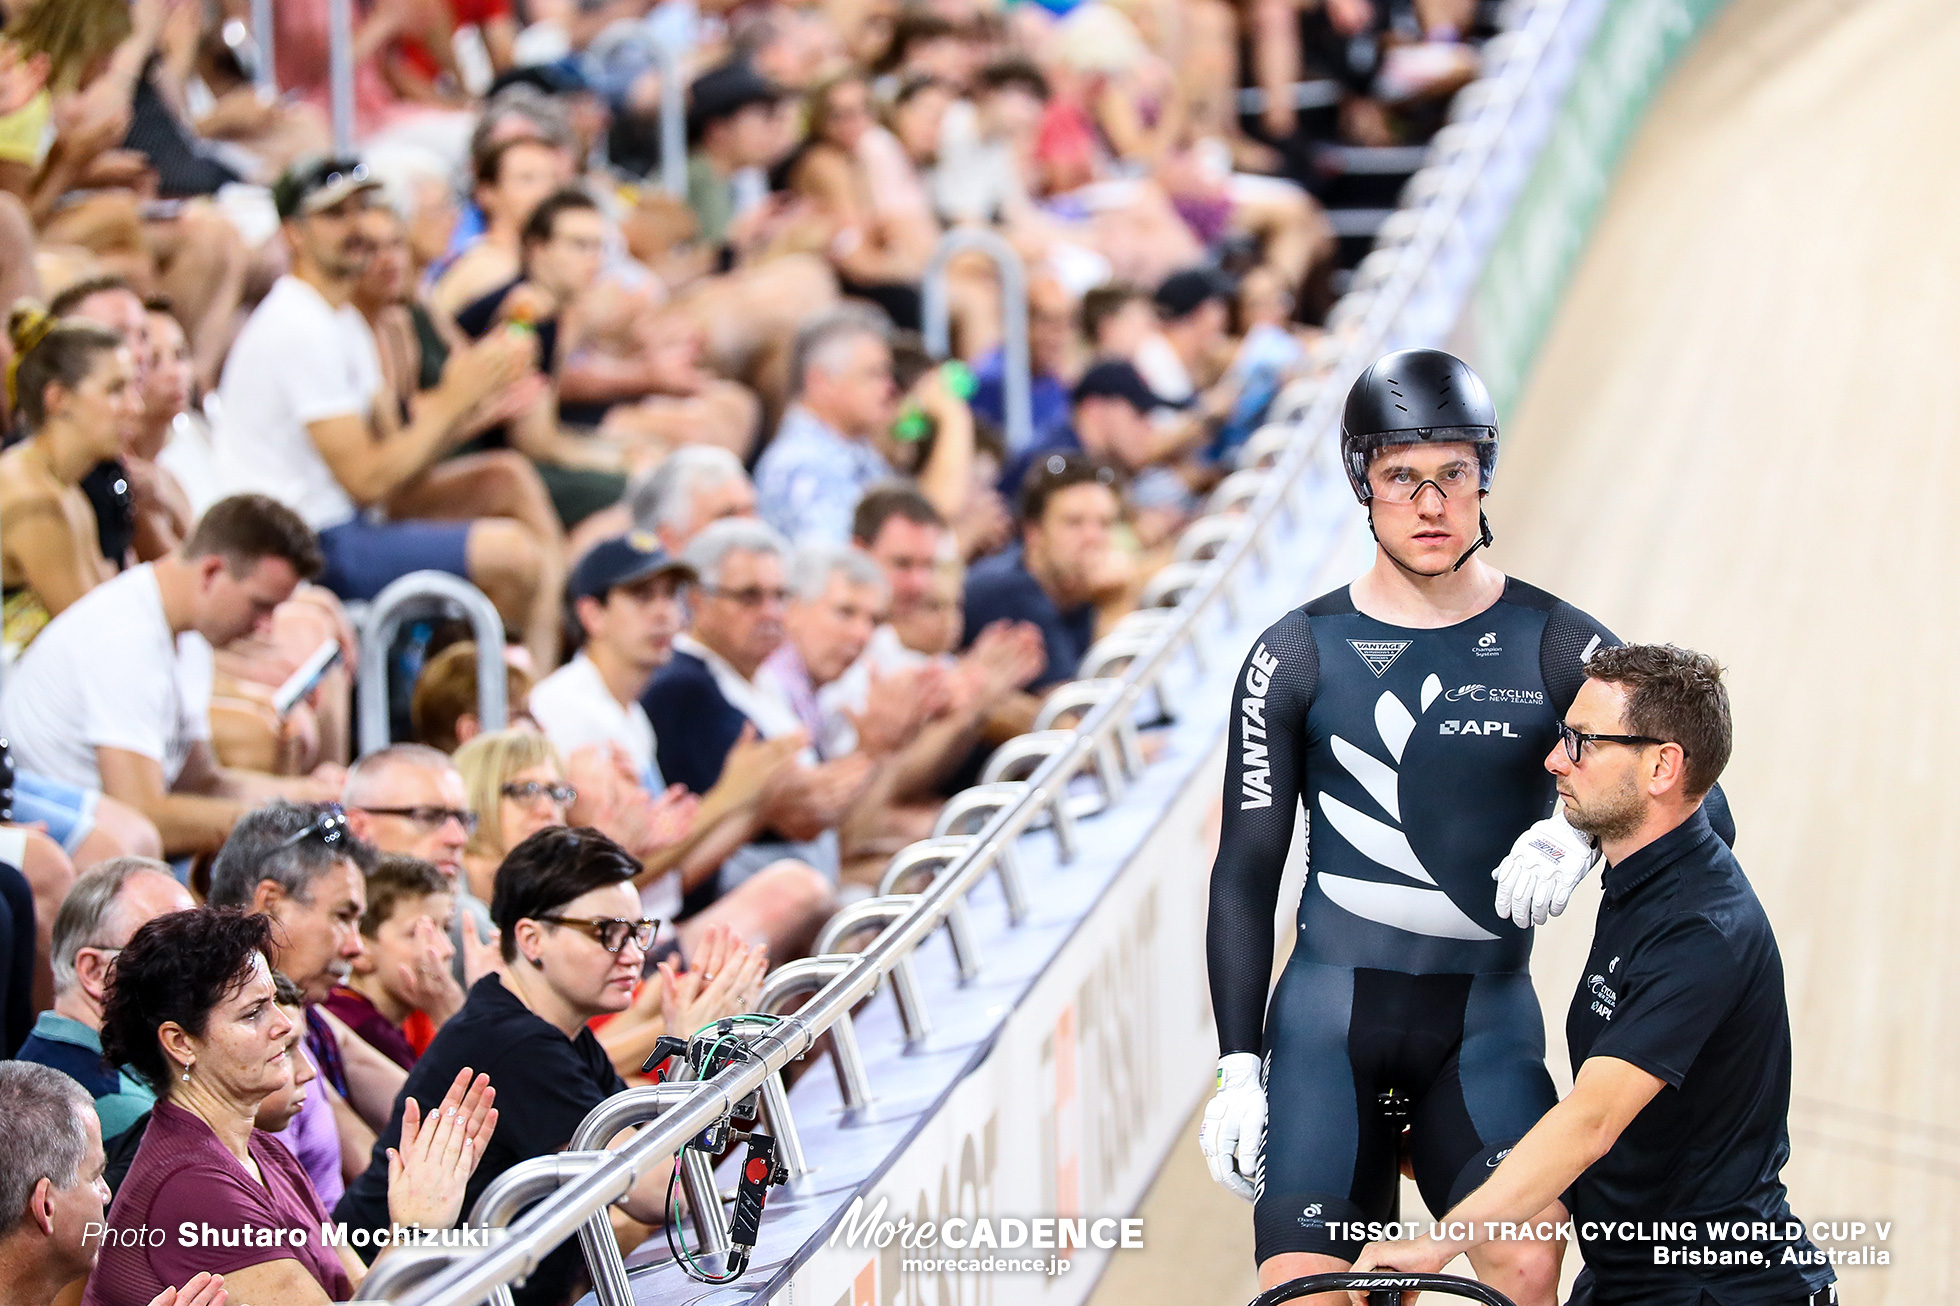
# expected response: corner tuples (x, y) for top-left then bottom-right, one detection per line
(1092, 0), (1960, 1301)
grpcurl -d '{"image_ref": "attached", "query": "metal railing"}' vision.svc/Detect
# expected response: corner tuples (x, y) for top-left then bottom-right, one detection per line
(355, 1), (1575, 1300)
(920, 228), (1033, 452)
(355, 571), (509, 756)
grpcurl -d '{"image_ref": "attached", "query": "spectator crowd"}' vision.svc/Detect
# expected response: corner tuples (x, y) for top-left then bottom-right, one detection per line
(0, 0), (1487, 1299)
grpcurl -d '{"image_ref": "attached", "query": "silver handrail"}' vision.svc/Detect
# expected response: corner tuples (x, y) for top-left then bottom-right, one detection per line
(359, 2), (1578, 1299)
(250, 0), (276, 96)
(658, 42), (686, 199)
(919, 228), (1032, 451)
(328, 0), (354, 154)
(355, 571), (509, 756)
(570, 1084), (724, 1306)
(930, 784), (1031, 923)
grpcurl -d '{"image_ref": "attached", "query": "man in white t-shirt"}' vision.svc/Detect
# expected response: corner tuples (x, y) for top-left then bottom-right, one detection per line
(215, 157), (563, 669)
(0, 495), (339, 855)
(532, 531), (837, 957)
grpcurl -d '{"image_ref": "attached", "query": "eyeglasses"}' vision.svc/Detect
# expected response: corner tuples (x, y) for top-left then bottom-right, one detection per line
(1556, 721), (1669, 765)
(707, 585), (790, 608)
(275, 805), (351, 852)
(355, 805), (479, 834)
(535, 915), (659, 953)
(502, 781), (577, 807)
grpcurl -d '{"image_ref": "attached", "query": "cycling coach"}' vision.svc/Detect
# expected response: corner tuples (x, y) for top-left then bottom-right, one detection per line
(1352, 644), (1837, 1306)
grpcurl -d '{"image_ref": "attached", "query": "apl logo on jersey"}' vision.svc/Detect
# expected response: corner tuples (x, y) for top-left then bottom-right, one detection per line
(1348, 639), (1411, 678)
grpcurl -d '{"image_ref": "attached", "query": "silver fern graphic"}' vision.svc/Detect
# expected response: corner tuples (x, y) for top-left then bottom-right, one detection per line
(1314, 673), (1498, 940)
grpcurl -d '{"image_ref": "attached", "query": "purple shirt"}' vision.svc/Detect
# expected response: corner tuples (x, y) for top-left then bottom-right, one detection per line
(324, 985), (418, 1070)
(84, 1101), (352, 1306)
(270, 1039), (345, 1210)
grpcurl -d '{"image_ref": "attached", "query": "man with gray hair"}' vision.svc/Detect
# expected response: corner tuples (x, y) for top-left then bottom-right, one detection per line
(208, 801), (374, 1004)
(753, 305), (975, 545)
(642, 519), (864, 919)
(0, 1063), (227, 1306)
(627, 445), (758, 554)
(14, 861), (194, 1143)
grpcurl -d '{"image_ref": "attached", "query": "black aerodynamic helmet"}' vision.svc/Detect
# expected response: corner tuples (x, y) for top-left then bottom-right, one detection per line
(1340, 348), (1499, 504)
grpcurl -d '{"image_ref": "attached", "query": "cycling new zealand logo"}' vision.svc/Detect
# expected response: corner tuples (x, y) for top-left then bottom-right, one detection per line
(1348, 639), (1411, 678)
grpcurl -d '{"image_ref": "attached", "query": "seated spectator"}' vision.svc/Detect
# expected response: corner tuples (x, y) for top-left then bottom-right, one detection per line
(534, 535), (835, 956)
(452, 188), (635, 530)
(643, 519), (873, 895)
(0, 308), (129, 656)
(102, 971), (319, 1196)
(334, 828), (673, 1306)
(409, 640), (536, 753)
(0, 495), (338, 856)
(13, 858), (193, 1146)
(756, 306), (975, 546)
(214, 158), (564, 671)
(1081, 280), (1158, 360)
(92, 906), (493, 1306)
(964, 453), (1126, 698)
(452, 730), (576, 913)
(970, 272), (1079, 453)
(833, 484), (1046, 783)
(0, 1061), (228, 1306)
(1003, 359), (1195, 548)
(207, 800), (384, 1203)
(341, 744), (502, 991)
(431, 135), (574, 322)
(685, 63), (788, 254)
(627, 445), (757, 554)
(1137, 264), (1236, 410)
(327, 854), (457, 1070)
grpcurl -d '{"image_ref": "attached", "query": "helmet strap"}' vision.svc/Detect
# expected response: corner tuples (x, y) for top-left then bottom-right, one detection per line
(1450, 510), (1495, 572)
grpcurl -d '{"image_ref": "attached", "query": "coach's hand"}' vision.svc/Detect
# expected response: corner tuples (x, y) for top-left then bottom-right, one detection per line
(1199, 1053), (1264, 1201)
(1492, 807), (1602, 928)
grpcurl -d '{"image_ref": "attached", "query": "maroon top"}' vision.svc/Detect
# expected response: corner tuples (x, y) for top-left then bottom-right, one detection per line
(324, 985), (418, 1069)
(82, 1100), (352, 1306)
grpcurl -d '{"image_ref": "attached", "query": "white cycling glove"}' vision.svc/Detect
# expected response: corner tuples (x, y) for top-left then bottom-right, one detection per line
(1492, 806), (1602, 928)
(1198, 1052), (1265, 1202)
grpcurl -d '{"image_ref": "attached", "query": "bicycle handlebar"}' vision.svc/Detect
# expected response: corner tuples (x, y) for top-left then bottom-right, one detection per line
(1250, 1271), (1520, 1306)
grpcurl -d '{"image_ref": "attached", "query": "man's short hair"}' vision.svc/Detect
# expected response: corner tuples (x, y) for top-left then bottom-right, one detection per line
(472, 133), (563, 190)
(342, 743), (458, 809)
(0, 1063), (94, 1240)
(360, 854), (449, 938)
(789, 304), (890, 396)
(47, 273), (136, 320)
(410, 642), (534, 754)
(490, 827), (640, 963)
(208, 801), (376, 910)
(468, 89), (577, 175)
(1079, 281), (1147, 343)
(682, 517), (789, 590)
(976, 56), (1048, 101)
(520, 186), (600, 250)
(851, 480), (944, 546)
(1017, 451), (1121, 526)
(628, 446), (747, 537)
(183, 494), (324, 582)
(788, 543), (887, 604)
(1583, 644), (1733, 798)
(49, 857), (173, 995)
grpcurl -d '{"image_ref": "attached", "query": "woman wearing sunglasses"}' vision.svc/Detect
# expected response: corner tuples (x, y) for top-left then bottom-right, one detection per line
(334, 826), (686, 1306)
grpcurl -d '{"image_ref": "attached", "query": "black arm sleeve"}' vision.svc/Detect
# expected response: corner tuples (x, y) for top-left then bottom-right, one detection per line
(1541, 600), (1736, 848)
(1206, 609), (1316, 1057)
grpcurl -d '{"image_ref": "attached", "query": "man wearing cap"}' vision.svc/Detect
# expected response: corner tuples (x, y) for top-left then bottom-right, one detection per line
(528, 534), (832, 954)
(1138, 265), (1236, 405)
(214, 158), (564, 670)
(686, 62), (787, 252)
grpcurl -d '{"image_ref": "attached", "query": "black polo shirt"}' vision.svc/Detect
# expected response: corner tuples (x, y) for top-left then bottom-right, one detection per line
(1565, 806), (1833, 1305)
(334, 974), (627, 1306)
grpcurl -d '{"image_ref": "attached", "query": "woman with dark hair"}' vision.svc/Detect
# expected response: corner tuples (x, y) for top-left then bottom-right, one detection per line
(0, 303), (134, 657)
(87, 907), (497, 1306)
(334, 826), (694, 1306)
